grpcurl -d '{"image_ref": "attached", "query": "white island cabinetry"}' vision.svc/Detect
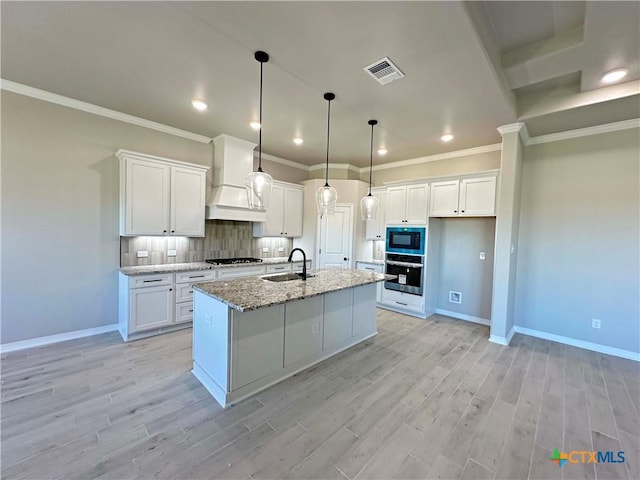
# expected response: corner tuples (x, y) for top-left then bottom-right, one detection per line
(192, 270), (386, 408)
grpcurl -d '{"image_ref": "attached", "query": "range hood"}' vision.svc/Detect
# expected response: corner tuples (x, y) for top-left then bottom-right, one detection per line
(205, 134), (266, 222)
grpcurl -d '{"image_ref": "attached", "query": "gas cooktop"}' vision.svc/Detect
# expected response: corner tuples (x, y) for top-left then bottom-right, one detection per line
(205, 257), (263, 265)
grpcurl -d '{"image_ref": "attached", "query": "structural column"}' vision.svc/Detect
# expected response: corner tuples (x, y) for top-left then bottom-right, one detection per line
(490, 122), (528, 345)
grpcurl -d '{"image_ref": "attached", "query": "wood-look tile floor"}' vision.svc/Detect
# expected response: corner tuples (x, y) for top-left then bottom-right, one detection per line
(1, 310), (638, 480)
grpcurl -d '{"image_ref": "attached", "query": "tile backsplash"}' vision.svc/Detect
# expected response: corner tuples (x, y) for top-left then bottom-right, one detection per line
(120, 220), (292, 267)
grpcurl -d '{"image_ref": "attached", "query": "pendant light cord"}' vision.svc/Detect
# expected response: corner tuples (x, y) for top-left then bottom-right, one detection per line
(325, 98), (331, 187)
(258, 59), (264, 173)
(368, 123), (374, 196)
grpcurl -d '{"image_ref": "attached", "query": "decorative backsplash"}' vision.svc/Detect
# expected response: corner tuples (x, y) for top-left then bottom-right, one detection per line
(120, 220), (292, 267)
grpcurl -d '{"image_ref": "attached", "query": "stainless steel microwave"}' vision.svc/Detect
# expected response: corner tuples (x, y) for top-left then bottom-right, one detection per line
(385, 227), (425, 255)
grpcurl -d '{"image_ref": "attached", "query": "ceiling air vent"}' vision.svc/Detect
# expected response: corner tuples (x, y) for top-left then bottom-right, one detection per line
(364, 57), (405, 85)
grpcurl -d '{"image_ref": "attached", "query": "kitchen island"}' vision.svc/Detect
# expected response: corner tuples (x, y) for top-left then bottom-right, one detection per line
(191, 269), (392, 408)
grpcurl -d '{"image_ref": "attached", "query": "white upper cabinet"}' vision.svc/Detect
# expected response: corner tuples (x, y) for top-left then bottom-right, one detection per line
(365, 188), (387, 240)
(253, 181), (304, 237)
(386, 184), (428, 225)
(429, 175), (496, 217)
(118, 150), (208, 236)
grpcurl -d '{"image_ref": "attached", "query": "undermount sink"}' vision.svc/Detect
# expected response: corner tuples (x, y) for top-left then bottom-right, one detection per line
(262, 272), (316, 282)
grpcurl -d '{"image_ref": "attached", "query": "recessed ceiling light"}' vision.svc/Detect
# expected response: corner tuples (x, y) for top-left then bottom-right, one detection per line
(441, 134), (454, 142)
(601, 68), (628, 84)
(377, 148), (387, 155)
(249, 121), (261, 130)
(293, 137), (304, 145)
(191, 99), (208, 111)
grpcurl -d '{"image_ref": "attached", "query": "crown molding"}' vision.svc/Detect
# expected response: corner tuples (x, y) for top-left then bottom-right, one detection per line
(527, 118), (640, 145)
(258, 152), (310, 171)
(308, 162), (361, 173)
(1, 79), (212, 144)
(497, 122), (530, 143)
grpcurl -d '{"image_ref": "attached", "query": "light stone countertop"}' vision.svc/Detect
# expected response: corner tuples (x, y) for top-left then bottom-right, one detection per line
(193, 269), (395, 312)
(119, 257), (310, 276)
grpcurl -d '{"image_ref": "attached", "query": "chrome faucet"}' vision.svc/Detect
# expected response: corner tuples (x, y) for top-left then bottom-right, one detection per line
(287, 248), (307, 280)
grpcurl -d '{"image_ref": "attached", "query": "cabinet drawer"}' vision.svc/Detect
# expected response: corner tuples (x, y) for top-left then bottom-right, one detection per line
(382, 289), (424, 311)
(175, 301), (194, 324)
(266, 264), (290, 273)
(356, 262), (383, 273)
(129, 273), (173, 289)
(218, 266), (267, 279)
(175, 269), (216, 284)
(175, 283), (196, 303)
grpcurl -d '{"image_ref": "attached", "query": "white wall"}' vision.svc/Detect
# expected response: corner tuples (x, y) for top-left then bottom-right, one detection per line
(515, 128), (640, 354)
(1, 92), (211, 343)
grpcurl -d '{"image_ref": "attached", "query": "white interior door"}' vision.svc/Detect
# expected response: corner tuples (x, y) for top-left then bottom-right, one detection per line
(318, 204), (353, 269)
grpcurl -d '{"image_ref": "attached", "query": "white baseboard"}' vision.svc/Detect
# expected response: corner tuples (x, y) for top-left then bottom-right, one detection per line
(514, 326), (640, 362)
(435, 309), (491, 326)
(0, 324), (119, 353)
(489, 326), (515, 346)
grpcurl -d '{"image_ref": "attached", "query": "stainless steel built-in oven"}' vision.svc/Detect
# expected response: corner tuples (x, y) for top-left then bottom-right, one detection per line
(386, 227), (425, 255)
(384, 253), (424, 296)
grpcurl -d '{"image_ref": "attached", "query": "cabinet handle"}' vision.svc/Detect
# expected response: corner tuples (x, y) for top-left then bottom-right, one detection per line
(189, 275), (205, 278)
(143, 279), (162, 283)
(274, 267), (285, 271)
(169, 288), (173, 291)
(365, 267), (374, 271)
(188, 309), (193, 313)
(189, 290), (193, 294)
(396, 301), (408, 306)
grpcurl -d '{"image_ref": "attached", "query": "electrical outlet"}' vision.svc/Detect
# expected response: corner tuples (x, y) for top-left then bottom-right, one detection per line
(137, 250), (148, 258)
(479, 252), (486, 260)
(592, 318), (601, 329)
(167, 249), (177, 257)
(278, 246), (284, 252)
(262, 247), (269, 253)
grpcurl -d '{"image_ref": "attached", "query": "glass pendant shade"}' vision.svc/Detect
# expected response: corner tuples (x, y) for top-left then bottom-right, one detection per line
(245, 169), (273, 211)
(360, 193), (379, 220)
(316, 184), (338, 216)
(316, 92), (338, 216)
(246, 50), (273, 211)
(360, 119), (379, 220)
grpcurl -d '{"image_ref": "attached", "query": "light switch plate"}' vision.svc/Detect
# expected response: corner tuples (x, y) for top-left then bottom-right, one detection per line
(167, 249), (177, 257)
(137, 250), (148, 258)
(278, 247), (284, 252)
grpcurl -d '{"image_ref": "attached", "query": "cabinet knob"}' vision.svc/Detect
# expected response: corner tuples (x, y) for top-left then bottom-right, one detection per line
(171, 230), (175, 233)
(344, 257), (348, 261)
(453, 210), (457, 213)
(163, 230), (167, 233)
(461, 210), (464, 213)
(169, 288), (172, 291)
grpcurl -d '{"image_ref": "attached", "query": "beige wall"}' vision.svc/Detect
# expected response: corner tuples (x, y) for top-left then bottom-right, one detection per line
(308, 166), (361, 181)
(1, 92), (212, 343)
(255, 157), (309, 184)
(515, 128), (640, 354)
(365, 149), (501, 185)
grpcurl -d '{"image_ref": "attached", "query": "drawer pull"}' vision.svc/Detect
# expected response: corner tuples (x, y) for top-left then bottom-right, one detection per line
(143, 279), (163, 283)
(188, 290), (193, 294)
(396, 301), (408, 306)
(188, 309), (193, 313)
(274, 267), (285, 270)
(365, 267), (374, 271)
(189, 275), (205, 278)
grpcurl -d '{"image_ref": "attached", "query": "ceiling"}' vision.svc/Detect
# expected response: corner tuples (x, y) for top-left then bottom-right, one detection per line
(2, 1), (638, 168)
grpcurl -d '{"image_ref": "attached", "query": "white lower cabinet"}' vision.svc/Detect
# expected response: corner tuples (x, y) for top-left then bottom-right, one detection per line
(323, 289), (354, 351)
(192, 282), (379, 408)
(217, 265), (267, 280)
(381, 288), (425, 315)
(356, 262), (384, 303)
(231, 305), (285, 390)
(130, 284), (175, 333)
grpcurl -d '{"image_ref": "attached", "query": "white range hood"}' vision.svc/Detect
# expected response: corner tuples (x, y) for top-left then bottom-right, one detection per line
(205, 134), (266, 222)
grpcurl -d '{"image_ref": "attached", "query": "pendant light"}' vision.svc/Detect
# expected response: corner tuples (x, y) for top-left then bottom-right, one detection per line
(361, 119), (380, 220)
(316, 92), (338, 216)
(245, 50), (273, 211)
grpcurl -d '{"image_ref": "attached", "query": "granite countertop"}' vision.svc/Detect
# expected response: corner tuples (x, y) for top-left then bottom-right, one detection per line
(193, 269), (395, 312)
(119, 257), (310, 276)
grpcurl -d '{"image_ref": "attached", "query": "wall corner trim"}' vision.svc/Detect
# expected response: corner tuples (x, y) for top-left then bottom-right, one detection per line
(514, 326), (640, 362)
(489, 326), (515, 346)
(497, 122), (529, 143)
(1, 79), (212, 144)
(0, 324), (119, 354)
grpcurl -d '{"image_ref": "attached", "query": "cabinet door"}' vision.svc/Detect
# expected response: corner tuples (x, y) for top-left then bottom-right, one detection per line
(263, 184), (285, 236)
(386, 186), (407, 224)
(323, 289), (353, 351)
(231, 305), (284, 390)
(170, 166), (206, 236)
(283, 187), (303, 237)
(405, 184), (428, 224)
(217, 265), (267, 279)
(130, 285), (174, 333)
(284, 296), (323, 367)
(459, 176), (496, 216)
(124, 158), (170, 235)
(429, 180), (460, 216)
(352, 284), (377, 337)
